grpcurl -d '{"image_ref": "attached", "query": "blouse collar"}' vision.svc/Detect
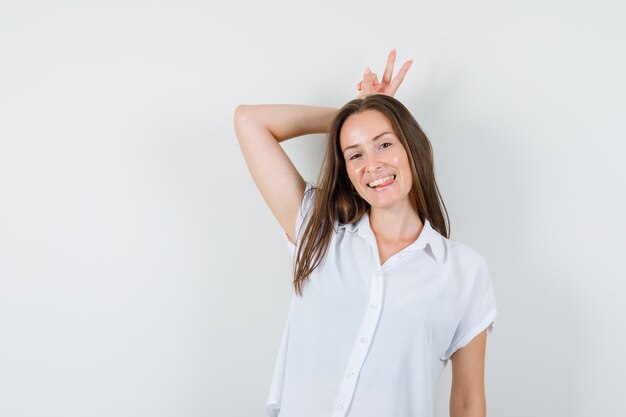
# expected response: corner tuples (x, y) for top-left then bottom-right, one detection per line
(338, 213), (445, 264)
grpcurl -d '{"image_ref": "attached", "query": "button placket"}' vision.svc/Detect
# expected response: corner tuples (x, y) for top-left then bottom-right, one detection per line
(332, 266), (384, 417)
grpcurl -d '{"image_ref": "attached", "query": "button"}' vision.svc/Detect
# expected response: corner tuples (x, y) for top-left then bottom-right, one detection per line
(347, 371), (355, 377)
(370, 304), (378, 310)
(360, 337), (368, 343)
(375, 270), (381, 276)
(337, 404), (344, 410)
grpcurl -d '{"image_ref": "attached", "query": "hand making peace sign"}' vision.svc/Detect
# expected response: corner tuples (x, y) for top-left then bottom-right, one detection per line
(356, 49), (413, 99)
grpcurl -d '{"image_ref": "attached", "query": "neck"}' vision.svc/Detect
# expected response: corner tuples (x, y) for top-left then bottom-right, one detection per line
(369, 202), (423, 243)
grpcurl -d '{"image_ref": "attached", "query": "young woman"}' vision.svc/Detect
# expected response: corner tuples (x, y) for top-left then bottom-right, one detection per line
(234, 50), (498, 417)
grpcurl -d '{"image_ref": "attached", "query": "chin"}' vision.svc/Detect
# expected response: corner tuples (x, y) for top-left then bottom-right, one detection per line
(369, 200), (403, 210)
(362, 193), (409, 210)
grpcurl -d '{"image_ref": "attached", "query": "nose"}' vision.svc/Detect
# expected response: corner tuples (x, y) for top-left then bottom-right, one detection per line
(365, 152), (381, 173)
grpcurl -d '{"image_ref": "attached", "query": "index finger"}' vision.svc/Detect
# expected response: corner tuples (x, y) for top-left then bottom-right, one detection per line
(382, 49), (397, 85)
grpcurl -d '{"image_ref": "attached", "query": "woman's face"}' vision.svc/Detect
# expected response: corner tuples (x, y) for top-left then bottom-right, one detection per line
(339, 110), (413, 211)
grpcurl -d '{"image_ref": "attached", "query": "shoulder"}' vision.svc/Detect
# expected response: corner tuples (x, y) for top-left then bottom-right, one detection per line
(291, 181), (319, 245)
(438, 238), (496, 307)
(301, 181), (317, 208)
(441, 236), (490, 277)
(294, 181), (317, 221)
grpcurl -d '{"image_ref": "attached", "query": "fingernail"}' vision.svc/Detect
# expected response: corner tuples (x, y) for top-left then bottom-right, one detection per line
(365, 67), (371, 74)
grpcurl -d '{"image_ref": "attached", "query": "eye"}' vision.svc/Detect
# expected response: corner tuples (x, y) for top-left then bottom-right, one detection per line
(380, 142), (391, 149)
(349, 153), (362, 160)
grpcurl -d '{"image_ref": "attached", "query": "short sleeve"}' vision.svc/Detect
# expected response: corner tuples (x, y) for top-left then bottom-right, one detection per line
(441, 256), (498, 362)
(284, 181), (316, 256)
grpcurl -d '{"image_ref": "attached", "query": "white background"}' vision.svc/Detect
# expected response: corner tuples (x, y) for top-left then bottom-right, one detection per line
(1, 0), (624, 416)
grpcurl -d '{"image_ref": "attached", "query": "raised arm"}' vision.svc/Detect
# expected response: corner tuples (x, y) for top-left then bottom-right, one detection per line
(233, 104), (337, 244)
(233, 49), (412, 245)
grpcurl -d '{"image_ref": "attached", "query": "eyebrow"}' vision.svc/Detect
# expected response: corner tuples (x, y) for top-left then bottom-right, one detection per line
(342, 131), (392, 154)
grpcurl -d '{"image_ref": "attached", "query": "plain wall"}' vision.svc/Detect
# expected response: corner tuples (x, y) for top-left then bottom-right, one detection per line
(1, 0), (624, 416)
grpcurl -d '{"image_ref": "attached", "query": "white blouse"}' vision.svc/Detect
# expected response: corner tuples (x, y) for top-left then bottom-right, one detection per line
(266, 182), (497, 417)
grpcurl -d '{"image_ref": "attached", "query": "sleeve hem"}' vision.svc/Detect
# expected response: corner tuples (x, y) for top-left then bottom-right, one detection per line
(266, 402), (280, 417)
(440, 308), (497, 362)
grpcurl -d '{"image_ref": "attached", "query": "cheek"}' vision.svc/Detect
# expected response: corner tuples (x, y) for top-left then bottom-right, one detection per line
(346, 165), (362, 182)
(402, 160), (413, 188)
(405, 172), (413, 189)
(394, 152), (412, 184)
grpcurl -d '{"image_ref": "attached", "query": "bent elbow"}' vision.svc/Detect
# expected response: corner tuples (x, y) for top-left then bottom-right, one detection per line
(233, 104), (250, 127)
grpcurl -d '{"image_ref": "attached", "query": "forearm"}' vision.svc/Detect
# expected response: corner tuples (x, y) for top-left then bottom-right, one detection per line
(234, 104), (337, 143)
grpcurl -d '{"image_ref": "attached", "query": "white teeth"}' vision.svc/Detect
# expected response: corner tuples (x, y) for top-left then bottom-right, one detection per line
(368, 175), (395, 188)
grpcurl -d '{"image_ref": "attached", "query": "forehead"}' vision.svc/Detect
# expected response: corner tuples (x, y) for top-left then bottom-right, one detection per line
(340, 110), (394, 149)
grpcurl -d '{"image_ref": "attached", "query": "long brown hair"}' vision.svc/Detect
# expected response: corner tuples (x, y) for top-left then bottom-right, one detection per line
(293, 95), (450, 297)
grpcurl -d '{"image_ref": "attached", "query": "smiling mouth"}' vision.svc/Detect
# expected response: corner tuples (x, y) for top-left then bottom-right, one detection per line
(368, 175), (396, 188)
